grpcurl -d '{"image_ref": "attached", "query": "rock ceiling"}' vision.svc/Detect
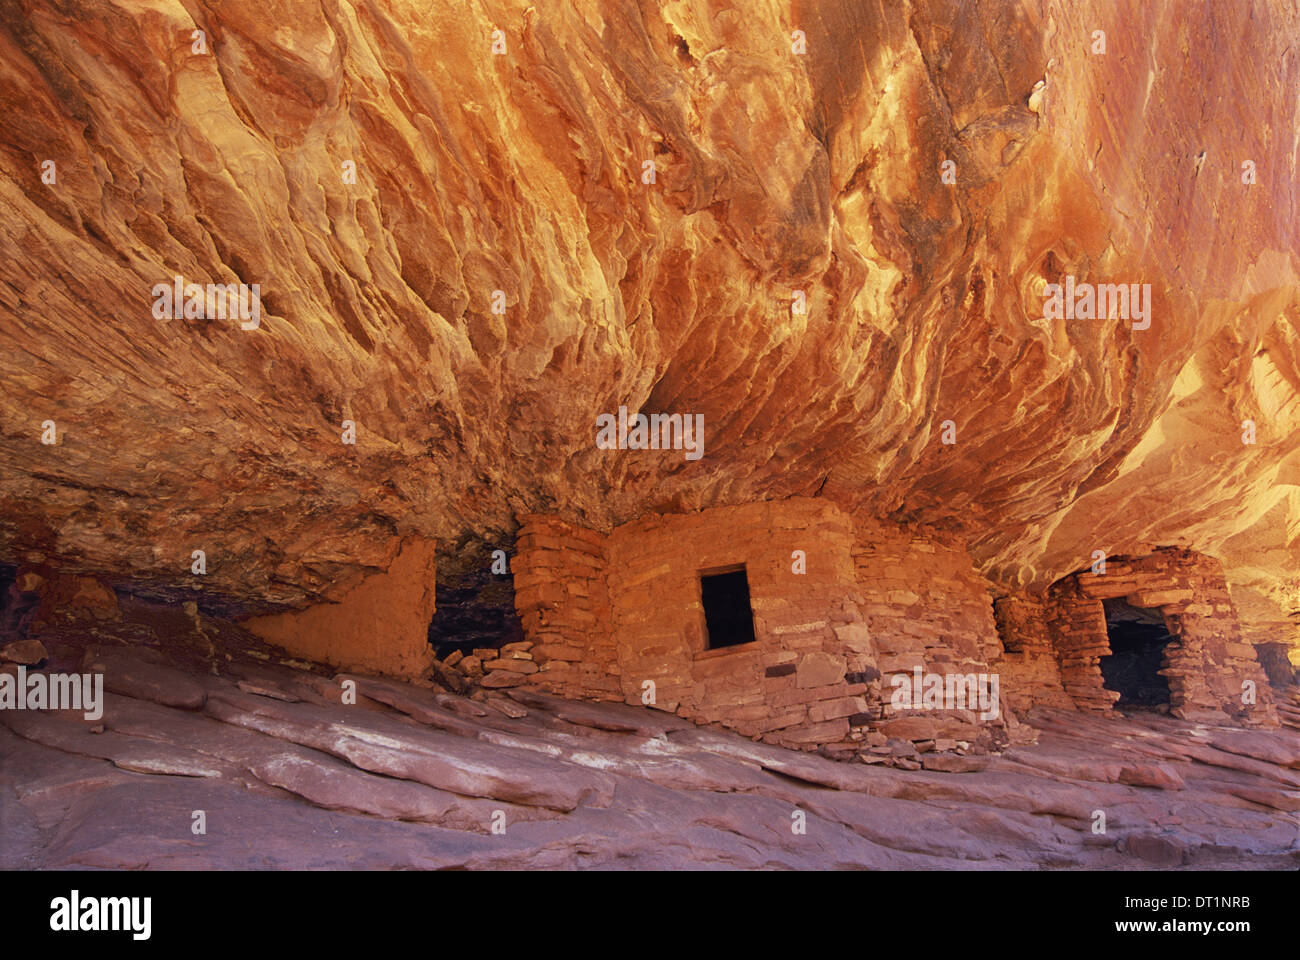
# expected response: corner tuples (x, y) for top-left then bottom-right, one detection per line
(0, 1), (1296, 645)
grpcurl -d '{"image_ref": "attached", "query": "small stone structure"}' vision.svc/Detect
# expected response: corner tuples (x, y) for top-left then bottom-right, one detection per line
(498, 503), (1281, 754)
(502, 499), (1023, 761)
(1036, 549), (1276, 726)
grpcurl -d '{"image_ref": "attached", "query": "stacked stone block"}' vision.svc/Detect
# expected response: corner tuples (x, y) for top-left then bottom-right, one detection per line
(991, 596), (1076, 712)
(508, 514), (621, 701)
(1046, 549), (1278, 727)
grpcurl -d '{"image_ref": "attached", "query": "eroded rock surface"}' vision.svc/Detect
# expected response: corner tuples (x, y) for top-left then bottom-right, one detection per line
(0, 1), (1294, 652)
(2, 636), (1298, 869)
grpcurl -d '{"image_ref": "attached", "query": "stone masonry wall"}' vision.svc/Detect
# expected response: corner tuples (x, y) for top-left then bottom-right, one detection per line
(1043, 589), (1120, 713)
(503, 518), (1277, 747)
(1046, 549), (1278, 727)
(506, 502), (1035, 763)
(850, 517), (1028, 750)
(502, 515), (621, 701)
(991, 595), (1076, 713)
(604, 498), (878, 754)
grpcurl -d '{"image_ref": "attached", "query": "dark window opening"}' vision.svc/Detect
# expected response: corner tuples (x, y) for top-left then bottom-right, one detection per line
(1100, 598), (1172, 709)
(700, 566), (757, 650)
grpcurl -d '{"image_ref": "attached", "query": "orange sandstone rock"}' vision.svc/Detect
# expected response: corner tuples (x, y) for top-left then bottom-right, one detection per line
(243, 538), (436, 678)
(0, 0), (1294, 664)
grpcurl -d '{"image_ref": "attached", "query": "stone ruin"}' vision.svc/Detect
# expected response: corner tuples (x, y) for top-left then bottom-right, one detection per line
(4, 496), (1283, 774)
(403, 501), (1281, 769)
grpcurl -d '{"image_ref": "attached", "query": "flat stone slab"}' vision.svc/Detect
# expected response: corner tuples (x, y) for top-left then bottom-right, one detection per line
(204, 688), (617, 811)
(82, 645), (207, 710)
(4, 653), (1300, 870)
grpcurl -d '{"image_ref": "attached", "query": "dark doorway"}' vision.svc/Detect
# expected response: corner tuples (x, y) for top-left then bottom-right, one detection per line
(700, 566), (756, 650)
(1100, 599), (1172, 708)
(427, 539), (524, 659)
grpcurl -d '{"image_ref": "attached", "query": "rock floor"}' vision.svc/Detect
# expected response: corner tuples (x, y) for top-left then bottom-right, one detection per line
(2, 636), (1299, 870)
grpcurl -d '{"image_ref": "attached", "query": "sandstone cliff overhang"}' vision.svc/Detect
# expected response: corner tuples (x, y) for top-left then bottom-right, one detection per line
(0, 1), (1295, 654)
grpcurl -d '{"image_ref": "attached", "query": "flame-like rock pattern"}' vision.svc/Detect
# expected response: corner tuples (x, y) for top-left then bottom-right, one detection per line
(0, 1), (1296, 649)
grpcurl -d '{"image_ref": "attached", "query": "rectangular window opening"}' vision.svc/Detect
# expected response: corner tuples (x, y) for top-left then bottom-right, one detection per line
(700, 565), (757, 650)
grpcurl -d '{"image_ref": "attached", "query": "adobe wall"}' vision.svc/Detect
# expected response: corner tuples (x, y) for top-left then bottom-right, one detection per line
(1044, 549), (1279, 727)
(851, 518), (1002, 675)
(243, 537), (437, 679)
(851, 518), (1032, 747)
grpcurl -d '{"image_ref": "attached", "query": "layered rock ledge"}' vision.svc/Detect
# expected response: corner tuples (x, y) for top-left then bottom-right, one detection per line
(3, 625), (1298, 869)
